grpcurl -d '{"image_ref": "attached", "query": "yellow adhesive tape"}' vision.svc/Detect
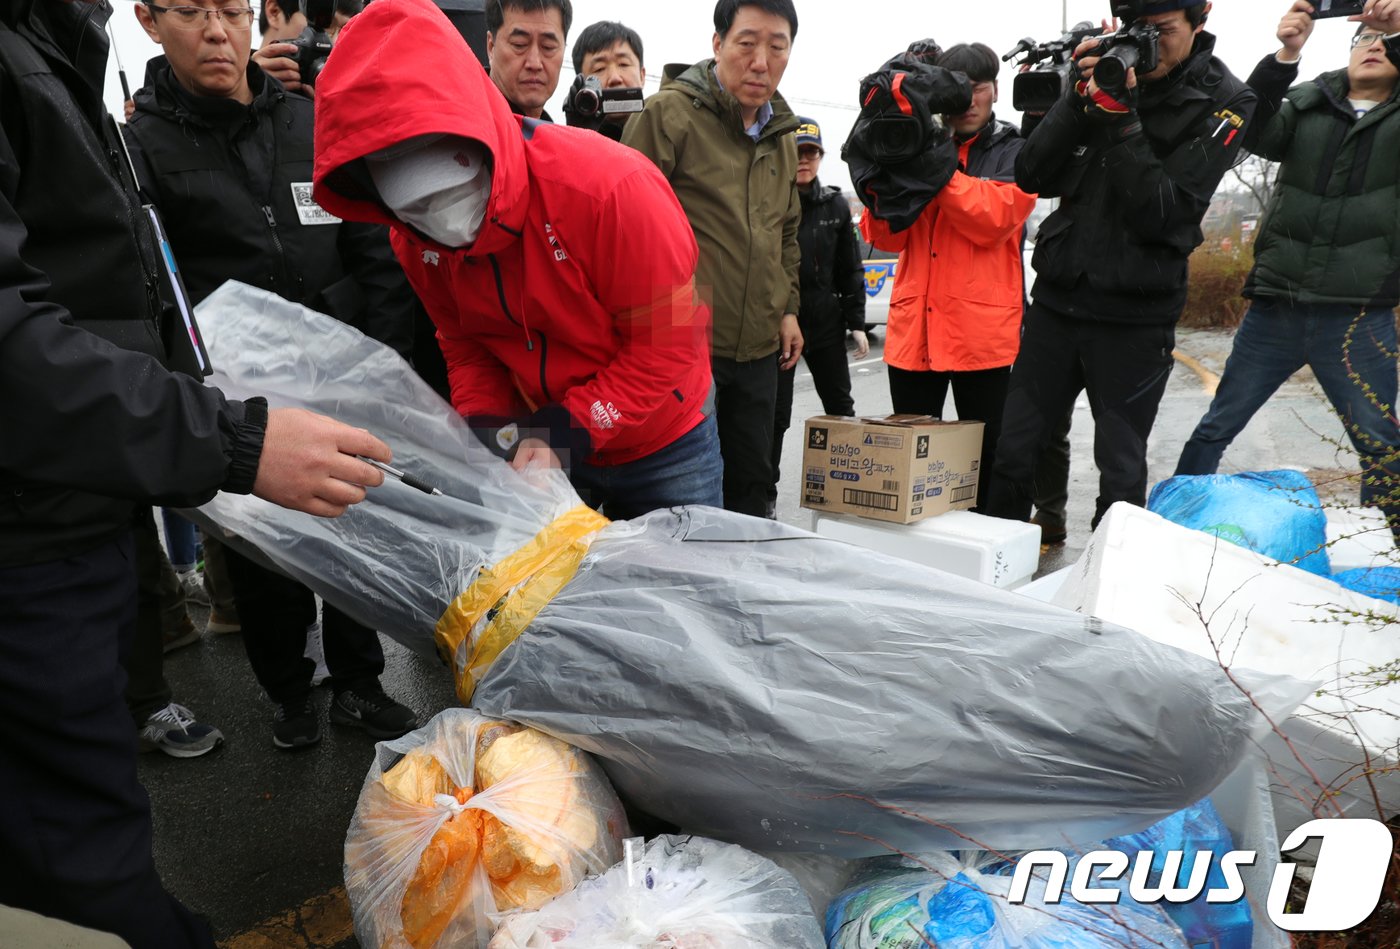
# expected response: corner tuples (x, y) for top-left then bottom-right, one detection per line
(436, 505), (610, 704)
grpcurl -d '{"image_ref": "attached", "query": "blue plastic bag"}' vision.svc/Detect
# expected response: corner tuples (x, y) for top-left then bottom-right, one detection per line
(1332, 566), (1400, 604)
(825, 853), (1187, 949)
(1147, 471), (1329, 574)
(1097, 798), (1252, 949)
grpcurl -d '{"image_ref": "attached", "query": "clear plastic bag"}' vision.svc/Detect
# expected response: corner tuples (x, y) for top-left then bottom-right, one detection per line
(344, 708), (629, 948)
(198, 284), (1310, 858)
(826, 853), (1188, 949)
(488, 835), (825, 948)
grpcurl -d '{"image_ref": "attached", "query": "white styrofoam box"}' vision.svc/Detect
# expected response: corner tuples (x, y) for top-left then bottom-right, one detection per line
(813, 509), (1041, 588)
(1053, 502), (1400, 828)
(1325, 506), (1395, 572)
(1016, 565), (1071, 603)
(1210, 754), (1290, 949)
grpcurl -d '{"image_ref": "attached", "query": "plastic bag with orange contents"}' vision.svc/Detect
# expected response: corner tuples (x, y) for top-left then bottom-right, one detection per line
(344, 708), (629, 948)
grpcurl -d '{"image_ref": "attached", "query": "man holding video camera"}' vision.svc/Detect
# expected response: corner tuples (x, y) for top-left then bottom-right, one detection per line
(563, 20), (646, 140)
(1176, 0), (1400, 543)
(983, 0), (1256, 530)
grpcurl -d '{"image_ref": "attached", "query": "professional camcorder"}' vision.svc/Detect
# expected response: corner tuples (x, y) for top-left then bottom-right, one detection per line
(291, 0), (336, 87)
(1004, 1), (1167, 112)
(1002, 20), (1099, 114)
(842, 53), (970, 232)
(565, 75), (644, 123)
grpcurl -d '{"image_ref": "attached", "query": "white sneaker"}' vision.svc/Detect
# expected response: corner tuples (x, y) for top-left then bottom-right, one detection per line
(177, 568), (211, 607)
(305, 620), (330, 687)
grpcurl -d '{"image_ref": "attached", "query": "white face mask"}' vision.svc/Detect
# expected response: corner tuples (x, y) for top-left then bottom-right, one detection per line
(366, 134), (492, 248)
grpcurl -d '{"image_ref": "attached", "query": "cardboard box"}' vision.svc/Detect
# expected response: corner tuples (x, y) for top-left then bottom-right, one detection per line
(800, 416), (982, 524)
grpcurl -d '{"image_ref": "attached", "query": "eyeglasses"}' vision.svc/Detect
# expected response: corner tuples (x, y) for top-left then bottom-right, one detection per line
(1351, 31), (1386, 49)
(148, 4), (256, 30)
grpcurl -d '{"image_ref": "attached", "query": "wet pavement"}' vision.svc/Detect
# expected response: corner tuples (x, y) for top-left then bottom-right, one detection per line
(137, 325), (1359, 947)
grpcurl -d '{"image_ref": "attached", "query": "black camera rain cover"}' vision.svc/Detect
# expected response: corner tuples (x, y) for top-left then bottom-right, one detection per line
(842, 55), (972, 233)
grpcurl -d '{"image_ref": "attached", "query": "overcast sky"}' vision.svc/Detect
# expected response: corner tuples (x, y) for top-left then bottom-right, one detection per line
(102, 0), (1359, 192)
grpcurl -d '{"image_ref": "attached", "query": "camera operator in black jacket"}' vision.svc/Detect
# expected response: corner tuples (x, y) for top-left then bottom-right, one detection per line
(0, 0), (390, 941)
(126, 0), (419, 751)
(983, 0), (1256, 530)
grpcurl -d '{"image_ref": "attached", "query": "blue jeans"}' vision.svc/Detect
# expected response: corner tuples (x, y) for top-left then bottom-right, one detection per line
(160, 509), (200, 570)
(571, 414), (723, 519)
(1176, 299), (1400, 536)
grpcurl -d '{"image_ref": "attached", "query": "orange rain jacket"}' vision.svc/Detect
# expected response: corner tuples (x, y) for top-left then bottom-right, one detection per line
(861, 119), (1036, 373)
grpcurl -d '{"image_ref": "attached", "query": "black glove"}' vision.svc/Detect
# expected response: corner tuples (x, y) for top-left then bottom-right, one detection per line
(1075, 79), (1142, 141)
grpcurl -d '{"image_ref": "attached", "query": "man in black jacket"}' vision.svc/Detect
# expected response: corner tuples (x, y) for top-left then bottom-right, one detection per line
(769, 116), (865, 511)
(127, 0), (419, 750)
(1177, 2), (1400, 543)
(0, 0), (391, 942)
(983, 0), (1256, 529)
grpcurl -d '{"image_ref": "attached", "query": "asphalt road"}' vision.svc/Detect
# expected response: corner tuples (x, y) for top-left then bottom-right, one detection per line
(135, 325), (1356, 947)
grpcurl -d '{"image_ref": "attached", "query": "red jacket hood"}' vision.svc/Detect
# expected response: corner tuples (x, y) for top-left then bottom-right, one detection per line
(312, 0), (526, 255)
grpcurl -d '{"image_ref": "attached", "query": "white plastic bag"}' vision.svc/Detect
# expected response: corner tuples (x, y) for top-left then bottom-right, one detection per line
(344, 709), (628, 948)
(489, 835), (825, 948)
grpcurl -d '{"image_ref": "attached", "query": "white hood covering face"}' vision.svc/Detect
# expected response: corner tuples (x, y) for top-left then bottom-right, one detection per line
(366, 133), (491, 247)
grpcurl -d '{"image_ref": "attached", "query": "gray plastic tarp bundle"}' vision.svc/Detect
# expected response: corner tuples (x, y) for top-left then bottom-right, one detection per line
(195, 283), (1308, 858)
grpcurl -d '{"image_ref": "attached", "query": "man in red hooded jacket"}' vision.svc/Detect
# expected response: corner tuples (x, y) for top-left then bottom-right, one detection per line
(311, 0), (721, 519)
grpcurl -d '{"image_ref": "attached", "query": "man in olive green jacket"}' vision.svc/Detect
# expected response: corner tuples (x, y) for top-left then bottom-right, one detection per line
(1177, 1), (1400, 542)
(623, 0), (802, 518)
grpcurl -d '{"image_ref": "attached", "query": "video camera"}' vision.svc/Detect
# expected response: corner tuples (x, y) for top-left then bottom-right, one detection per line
(1002, 20), (1099, 114)
(291, 0), (336, 88)
(565, 75), (644, 124)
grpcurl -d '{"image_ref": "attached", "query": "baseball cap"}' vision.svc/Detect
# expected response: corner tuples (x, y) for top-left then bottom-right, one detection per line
(1137, 0), (1202, 14)
(795, 117), (823, 153)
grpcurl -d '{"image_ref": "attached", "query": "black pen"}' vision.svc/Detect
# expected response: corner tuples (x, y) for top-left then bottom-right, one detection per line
(357, 456), (443, 497)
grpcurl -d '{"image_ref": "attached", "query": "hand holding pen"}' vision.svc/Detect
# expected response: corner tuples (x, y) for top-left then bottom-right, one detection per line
(356, 456), (443, 497)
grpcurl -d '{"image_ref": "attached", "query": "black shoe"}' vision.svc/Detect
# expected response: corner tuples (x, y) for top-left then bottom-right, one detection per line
(1031, 513), (1068, 546)
(330, 688), (417, 740)
(272, 695), (321, 750)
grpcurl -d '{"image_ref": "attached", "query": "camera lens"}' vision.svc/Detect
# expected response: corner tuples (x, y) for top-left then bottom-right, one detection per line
(1095, 46), (1136, 98)
(576, 89), (601, 117)
(868, 116), (923, 163)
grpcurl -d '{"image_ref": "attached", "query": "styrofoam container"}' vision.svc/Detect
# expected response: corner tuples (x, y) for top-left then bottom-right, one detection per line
(1052, 502), (1400, 833)
(1016, 565), (1071, 603)
(1210, 754), (1291, 949)
(813, 509), (1041, 588)
(1325, 506), (1395, 572)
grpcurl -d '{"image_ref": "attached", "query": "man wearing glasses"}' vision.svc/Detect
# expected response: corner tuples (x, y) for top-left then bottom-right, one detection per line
(0, 0), (394, 939)
(1175, 0), (1400, 544)
(128, 0), (421, 751)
